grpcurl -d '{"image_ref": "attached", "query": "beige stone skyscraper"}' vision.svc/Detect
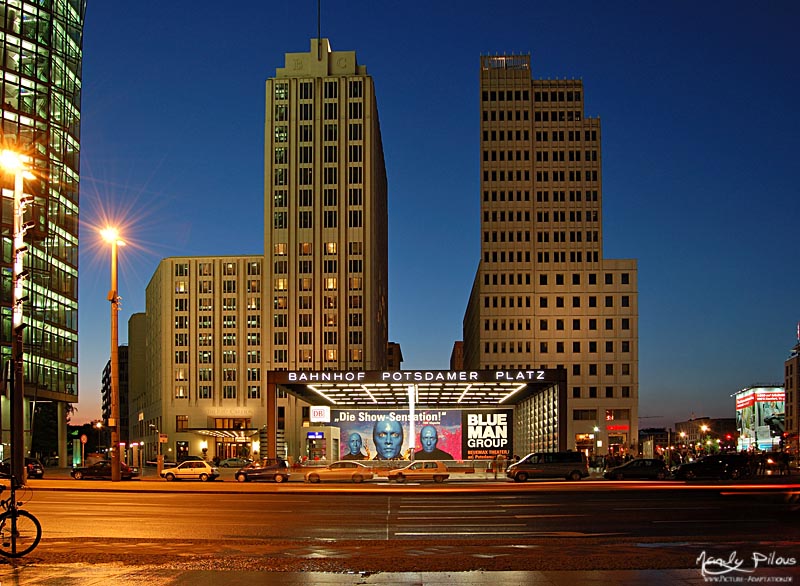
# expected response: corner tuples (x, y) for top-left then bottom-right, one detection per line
(264, 39), (388, 371)
(463, 54), (639, 454)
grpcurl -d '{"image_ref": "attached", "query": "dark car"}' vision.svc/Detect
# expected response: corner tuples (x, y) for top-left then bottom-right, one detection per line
(71, 460), (140, 480)
(506, 451), (589, 482)
(235, 458), (290, 483)
(672, 454), (751, 481)
(603, 458), (669, 480)
(0, 458), (45, 479)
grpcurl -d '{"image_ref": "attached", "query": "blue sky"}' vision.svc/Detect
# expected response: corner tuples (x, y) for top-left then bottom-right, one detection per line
(75, 2), (800, 428)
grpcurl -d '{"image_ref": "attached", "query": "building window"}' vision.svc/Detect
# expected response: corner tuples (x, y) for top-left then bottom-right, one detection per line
(247, 385), (261, 399)
(349, 210), (363, 227)
(573, 409), (597, 421)
(198, 386), (212, 399)
(175, 385), (188, 399)
(223, 385), (237, 399)
(176, 415), (188, 431)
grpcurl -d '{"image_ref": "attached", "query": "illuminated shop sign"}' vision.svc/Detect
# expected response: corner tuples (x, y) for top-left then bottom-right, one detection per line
(734, 386), (784, 451)
(310, 406), (330, 423)
(282, 369), (551, 383)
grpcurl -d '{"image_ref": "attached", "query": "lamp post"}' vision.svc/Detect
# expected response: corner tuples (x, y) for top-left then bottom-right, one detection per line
(1, 150), (34, 488)
(700, 424), (711, 454)
(94, 420), (103, 453)
(149, 423), (163, 475)
(101, 228), (124, 482)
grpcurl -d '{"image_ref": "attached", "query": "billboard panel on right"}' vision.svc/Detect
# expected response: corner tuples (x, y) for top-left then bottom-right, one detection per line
(735, 387), (784, 451)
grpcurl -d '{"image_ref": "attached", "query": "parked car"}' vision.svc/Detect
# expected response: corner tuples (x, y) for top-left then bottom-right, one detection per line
(305, 461), (374, 483)
(71, 460), (140, 480)
(603, 458), (669, 480)
(218, 457), (251, 468)
(0, 458), (45, 479)
(672, 454), (751, 481)
(235, 458), (290, 483)
(506, 451), (589, 482)
(387, 460), (449, 483)
(160, 460), (220, 482)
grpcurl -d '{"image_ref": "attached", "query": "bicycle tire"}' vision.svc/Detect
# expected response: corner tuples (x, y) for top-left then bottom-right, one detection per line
(0, 509), (42, 557)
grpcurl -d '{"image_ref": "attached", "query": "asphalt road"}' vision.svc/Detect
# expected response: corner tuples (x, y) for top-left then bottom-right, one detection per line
(9, 477), (800, 574)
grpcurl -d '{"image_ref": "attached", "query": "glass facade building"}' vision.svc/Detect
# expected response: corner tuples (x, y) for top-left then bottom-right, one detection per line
(0, 1), (85, 456)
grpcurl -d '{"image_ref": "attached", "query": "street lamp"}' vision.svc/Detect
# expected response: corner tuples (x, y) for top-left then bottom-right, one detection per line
(94, 421), (103, 452)
(102, 227), (125, 482)
(149, 423), (163, 475)
(1, 150), (34, 487)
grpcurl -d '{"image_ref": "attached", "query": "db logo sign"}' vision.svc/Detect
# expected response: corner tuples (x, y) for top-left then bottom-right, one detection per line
(310, 406), (330, 423)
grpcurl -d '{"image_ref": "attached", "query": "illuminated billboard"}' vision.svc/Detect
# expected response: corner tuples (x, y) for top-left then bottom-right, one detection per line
(329, 408), (514, 461)
(734, 386), (784, 451)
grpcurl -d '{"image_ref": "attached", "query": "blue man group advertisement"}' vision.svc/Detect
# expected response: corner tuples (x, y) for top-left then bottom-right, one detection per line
(331, 408), (513, 461)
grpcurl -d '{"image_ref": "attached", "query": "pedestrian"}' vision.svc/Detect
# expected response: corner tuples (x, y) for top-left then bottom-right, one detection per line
(497, 453), (507, 479)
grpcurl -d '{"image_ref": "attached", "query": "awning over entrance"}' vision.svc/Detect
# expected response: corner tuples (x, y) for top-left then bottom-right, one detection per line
(268, 369), (566, 407)
(188, 428), (258, 440)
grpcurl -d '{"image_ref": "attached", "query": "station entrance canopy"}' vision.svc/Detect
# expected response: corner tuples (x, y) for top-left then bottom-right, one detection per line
(268, 368), (567, 408)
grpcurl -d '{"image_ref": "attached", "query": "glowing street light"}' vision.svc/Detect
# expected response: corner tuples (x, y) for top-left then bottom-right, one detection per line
(102, 227), (125, 482)
(0, 149), (35, 487)
(94, 419), (102, 442)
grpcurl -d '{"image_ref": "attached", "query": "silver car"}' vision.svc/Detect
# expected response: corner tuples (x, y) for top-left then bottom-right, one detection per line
(160, 460), (220, 482)
(304, 461), (374, 483)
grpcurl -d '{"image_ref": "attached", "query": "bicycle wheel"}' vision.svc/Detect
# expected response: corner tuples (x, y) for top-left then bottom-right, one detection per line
(0, 509), (42, 557)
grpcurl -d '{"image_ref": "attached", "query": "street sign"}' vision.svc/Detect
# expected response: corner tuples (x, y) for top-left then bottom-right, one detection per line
(159, 434), (168, 443)
(80, 434), (87, 444)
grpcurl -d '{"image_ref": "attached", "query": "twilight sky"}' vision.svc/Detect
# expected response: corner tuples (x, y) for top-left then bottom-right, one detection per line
(75, 1), (799, 429)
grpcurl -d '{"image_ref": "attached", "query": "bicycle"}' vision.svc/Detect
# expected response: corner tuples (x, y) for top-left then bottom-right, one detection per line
(0, 476), (42, 557)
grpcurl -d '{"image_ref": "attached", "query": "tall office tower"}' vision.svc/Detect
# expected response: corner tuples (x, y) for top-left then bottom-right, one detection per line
(133, 256), (273, 462)
(264, 39), (388, 372)
(785, 339), (800, 454)
(463, 54), (639, 455)
(0, 2), (85, 460)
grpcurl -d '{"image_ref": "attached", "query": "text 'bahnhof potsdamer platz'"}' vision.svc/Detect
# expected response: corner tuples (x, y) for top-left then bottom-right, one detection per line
(122, 39), (637, 466)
